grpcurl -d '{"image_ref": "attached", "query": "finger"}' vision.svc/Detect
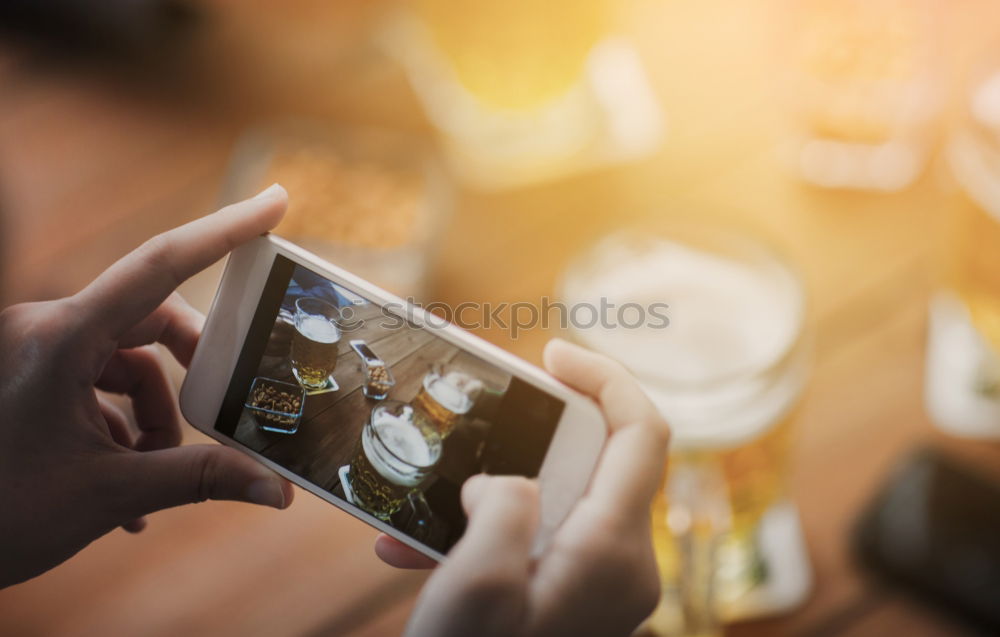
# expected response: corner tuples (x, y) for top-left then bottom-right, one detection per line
(105, 444), (295, 521)
(97, 393), (135, 448)
(75, 184), (287, 344)
(544, 338), (670, 522)
(450, 475), (539, 572)
(405, 476), (538, 637)
(97, 395), (150, 533)
(582, 421), (669, 524)
(117, 292), (205, 368)
(543, 338), (665, 434)
(97, 346), (182, 451)
(374, 534), (437, 570)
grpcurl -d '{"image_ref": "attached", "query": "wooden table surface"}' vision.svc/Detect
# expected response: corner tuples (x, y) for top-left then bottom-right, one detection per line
(2, 1), (1000, 635)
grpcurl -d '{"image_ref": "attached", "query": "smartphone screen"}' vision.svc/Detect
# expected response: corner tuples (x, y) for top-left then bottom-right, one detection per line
(350, 340), (382, 366)
(214, 255), (566, 555)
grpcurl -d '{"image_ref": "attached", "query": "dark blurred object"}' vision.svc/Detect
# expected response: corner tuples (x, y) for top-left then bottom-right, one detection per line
(853, 448), (1000, 633)
(0, 0), (200, 53)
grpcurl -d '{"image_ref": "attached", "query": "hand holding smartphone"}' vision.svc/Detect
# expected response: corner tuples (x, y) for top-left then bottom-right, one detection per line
(177, 206), (672, 635)
(2, 185), (666, 637)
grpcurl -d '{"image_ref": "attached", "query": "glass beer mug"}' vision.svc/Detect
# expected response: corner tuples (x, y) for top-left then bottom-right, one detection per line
(925, 58), (1000, 438)
(347, 401), (442, 522)
(291, 297), (342, 390)
(560, 226), (812, 633)
(412, 363), (483, 439)
(380, 0), (664, 189)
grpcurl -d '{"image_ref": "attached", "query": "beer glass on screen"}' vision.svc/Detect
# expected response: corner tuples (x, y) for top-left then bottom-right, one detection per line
(291, 297), (342, 390)
(560, 226), (811, 634)
(925, 58), (1000, 438)
(348, 401), (442, 522)
(412, 363), (483, 438)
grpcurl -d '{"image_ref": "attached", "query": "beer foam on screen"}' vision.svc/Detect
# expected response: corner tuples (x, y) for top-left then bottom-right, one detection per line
(364, 412), (436, 486)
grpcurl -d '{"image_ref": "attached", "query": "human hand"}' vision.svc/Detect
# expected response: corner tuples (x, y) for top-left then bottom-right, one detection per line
(0, 185), (295, 589)
(377, 338), (669, 637)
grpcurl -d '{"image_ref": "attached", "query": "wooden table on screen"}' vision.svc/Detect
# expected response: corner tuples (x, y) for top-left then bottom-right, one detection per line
(2, 1), (1000, 636)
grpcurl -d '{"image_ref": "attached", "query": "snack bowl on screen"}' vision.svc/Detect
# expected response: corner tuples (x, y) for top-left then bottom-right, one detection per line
(245, 377), (306, 434)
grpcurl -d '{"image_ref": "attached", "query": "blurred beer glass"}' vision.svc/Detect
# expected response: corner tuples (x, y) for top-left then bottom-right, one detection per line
(787, 0), (942, 191)
(925, 59), (1000, 438)
(348, 401), (443, 521)
(221, 123), (449, 299)
(380, 0), (663, 190)
(559, 227), (811, 633)
(291, 297), (342, 390)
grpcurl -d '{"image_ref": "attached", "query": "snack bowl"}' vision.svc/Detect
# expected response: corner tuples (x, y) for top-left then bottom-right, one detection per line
(362, 362), (396, 400)
(245, 377), (306, 434)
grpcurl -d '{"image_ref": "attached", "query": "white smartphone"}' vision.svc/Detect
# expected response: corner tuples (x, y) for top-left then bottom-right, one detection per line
(180, 234), (606, 561)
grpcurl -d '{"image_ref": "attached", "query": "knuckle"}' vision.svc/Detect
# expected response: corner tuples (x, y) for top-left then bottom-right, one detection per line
(645, 414), (671, 445)
(2, 300), (55, 334)
(596, 353), (631, 380)
(560, 501), (655, 565)
(137, 233), (180, 286)
(184, 447), (218, 503)
(582, 497), (633, 538)
(0, 303), (30, 344)
(492, 476), (539, 502)
(606, 356), (630, 377)
(129, 343), (163, 368)
(0, 300), (78, 355)
(139, 232), (171, 263)
(597, 352), (629, 375)
(454, 569), (526, 617)
(0, 301), (28, 324)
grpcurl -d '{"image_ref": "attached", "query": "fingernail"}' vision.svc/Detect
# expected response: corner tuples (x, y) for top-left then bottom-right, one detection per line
(246, 478), (286, 509)
(252, 183), (285, 200)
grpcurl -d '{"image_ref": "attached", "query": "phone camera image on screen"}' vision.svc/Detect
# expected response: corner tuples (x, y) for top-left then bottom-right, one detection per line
(214, 256), (564, 554)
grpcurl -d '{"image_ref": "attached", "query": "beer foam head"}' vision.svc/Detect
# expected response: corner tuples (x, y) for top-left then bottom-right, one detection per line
(296, 314), (341, 343)
(563, 234), (806, 447)
(366, 411), (440, 487)
(425, 373), (475, 414)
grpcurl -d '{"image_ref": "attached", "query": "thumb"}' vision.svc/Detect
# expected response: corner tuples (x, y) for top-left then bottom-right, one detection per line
(108, 445), (294, 520)
(454, 474), (540, 566)
(405, 475), (539, 637)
